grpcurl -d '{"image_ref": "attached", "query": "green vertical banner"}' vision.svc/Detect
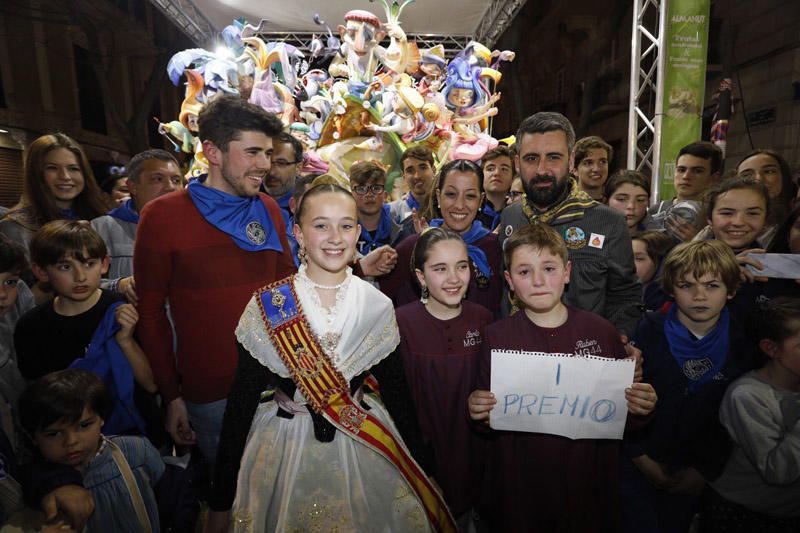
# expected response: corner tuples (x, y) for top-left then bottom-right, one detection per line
(657, 0), (711, 200)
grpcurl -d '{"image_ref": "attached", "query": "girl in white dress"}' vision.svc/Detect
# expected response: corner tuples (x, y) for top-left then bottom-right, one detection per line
(205, 184), (454, 533)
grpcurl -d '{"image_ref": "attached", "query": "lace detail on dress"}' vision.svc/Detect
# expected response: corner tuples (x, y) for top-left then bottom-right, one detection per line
(296, 264), (352, 366)
(337, 313), (401, 380)
(296, 264), (352, 326)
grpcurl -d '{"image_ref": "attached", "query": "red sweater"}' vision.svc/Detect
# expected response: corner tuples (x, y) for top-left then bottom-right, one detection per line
(134, 190), (295, 403)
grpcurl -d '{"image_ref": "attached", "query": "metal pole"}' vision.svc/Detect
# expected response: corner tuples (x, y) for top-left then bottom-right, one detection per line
(627, 0), (642, 172)
(651, 0), (668, 204)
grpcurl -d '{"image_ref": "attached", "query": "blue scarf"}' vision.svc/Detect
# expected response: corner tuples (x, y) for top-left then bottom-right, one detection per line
(70, 302), (146, 435)
(482, 202), (501, 230)
(358, 205), (393, 256)
(405, 193), (420, 211)
(107, 198), (139, 224)
(664, 305), (730, 393)
(187, 178), (282, 252)
(429, 219), (492, 277)
(275, 191), (292, 226)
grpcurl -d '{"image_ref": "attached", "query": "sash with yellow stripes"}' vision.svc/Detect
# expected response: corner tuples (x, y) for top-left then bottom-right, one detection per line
(254, 277), (456, 533)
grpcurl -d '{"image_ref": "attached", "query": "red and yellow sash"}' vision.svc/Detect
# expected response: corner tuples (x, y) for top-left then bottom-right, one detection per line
(255, 277), (455, 533)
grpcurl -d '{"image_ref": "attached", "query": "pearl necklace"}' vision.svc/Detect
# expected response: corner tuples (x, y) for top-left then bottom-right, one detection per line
(308, 278), (347, 290)
(297, 264), (350, 291)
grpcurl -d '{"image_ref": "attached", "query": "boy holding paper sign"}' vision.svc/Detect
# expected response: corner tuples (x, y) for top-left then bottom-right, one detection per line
(468, 223), (657, 533)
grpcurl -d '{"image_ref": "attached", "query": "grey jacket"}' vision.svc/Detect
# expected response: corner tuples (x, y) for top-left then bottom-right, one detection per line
(91, 215), (136, 280)
(499, 200), (642, 336)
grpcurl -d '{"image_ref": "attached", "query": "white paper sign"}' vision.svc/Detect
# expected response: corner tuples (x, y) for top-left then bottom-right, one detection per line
(489, 350), (635, 440)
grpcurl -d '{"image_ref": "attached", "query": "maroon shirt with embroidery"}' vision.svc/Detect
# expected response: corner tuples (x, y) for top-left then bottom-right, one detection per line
(477, 306), (629, 533)
(396, 300), (494, 516)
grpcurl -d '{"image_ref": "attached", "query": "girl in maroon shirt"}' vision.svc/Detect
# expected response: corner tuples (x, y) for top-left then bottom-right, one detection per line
(395, 226), (494, 529)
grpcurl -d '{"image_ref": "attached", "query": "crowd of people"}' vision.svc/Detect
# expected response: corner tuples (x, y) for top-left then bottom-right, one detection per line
(0, 95), (797, 533)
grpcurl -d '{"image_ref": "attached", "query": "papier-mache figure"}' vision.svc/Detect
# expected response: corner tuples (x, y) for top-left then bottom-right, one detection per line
(329, 2), (411, 95)
(417, 45), (446, 96)
(158, 3), (516, 189)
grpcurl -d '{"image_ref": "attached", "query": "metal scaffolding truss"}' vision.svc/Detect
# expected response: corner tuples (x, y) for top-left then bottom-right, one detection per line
(475, 0), (529, 48)
(149, 0), (523, 52)
(254, 32), (472, 59)
(627, 0), (668, 200)
(149, 0), (217, 46)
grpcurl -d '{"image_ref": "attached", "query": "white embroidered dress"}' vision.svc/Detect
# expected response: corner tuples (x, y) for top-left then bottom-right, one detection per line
(231, 266), (432, 532)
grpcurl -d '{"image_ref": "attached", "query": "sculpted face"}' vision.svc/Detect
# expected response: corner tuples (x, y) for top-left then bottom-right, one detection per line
(342, 19), (378, 58)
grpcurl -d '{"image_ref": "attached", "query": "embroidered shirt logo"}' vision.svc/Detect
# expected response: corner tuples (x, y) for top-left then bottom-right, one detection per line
(574, 338), (602, 356)
(463, 329), (483, 348)
(246, 221), (266, 245)
(683, 358), (713, 381)
(563, 226), (587, 249)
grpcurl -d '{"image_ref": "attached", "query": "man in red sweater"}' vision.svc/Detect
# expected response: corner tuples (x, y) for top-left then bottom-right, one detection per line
(134, 96), (295, 465)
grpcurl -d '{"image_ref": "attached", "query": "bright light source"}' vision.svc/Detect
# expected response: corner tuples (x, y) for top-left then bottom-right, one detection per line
(0, 129), (7, 134)
(215, 46), (233, 59)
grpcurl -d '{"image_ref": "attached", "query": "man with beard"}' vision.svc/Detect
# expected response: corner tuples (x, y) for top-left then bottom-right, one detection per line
(134, 96), (295, 466)
(498, 112), (641, 336)
(263, 132), (303, 227)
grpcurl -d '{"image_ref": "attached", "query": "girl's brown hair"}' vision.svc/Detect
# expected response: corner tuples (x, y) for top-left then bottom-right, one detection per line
(15, 133), (107, 225)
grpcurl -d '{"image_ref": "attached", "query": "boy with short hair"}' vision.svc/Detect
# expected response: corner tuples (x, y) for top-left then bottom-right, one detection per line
(14, 221), (155, 396)
(389, 145), (436, 223)
(478, 145), (514, 230)
(350, 161), (411, 257)
(468, 223), (656, 532)
(0, 236), (34, 431)
(648, 141), (722, 241)
(622, 240), (757, 532)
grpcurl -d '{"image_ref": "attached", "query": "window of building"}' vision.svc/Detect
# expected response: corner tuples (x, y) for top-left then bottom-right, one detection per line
(73, 45), (108, 135)
(555, 67), (566, 103)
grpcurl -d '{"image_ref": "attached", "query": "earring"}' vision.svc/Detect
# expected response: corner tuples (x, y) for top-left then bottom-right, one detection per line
(420, 285), (429, 304)
(298, 246), (307, 265)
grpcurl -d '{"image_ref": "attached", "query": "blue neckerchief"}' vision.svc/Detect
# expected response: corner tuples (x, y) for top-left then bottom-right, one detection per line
(107, 198), (139, 224)
(429, 219), (492, 277)
(482, 202), (501, 230)
(187, 177), (283, 252)
(275, 191), (292, 227)
(70, 301), (146, 435)
(664, 305), (730, 393)
(59, 208), (77, 220)
(405, 193), (420, 211)
(285, 214), (300, 267)
(358, 204), (393, 256)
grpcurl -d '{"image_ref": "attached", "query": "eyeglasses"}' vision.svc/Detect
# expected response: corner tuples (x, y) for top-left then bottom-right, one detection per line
(508, 191), (524, 199)
(352, 184), (386, 195)
(271, 159), (298, 168)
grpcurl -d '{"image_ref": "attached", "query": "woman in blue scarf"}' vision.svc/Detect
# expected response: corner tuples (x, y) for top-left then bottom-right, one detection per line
(378, 159), (503, 316)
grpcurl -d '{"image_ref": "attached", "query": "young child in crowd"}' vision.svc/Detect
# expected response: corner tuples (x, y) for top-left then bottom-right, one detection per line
(605, 170), (652, 235)
(623, 240), (757, 533)
(19, 369), (164, 532)
(506, 176), (524, 206)
(701, 296), (800, 532)
(631, 231), (674, 312)
(737, 149), (798, 246)
(0, 236), (34, 420)
(468, 223), (657, 532)
(702, 177), (792, 324)
(396, 227), (494, 528)
(13, 220), (156, 436)
(350, 160), (411, 257)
